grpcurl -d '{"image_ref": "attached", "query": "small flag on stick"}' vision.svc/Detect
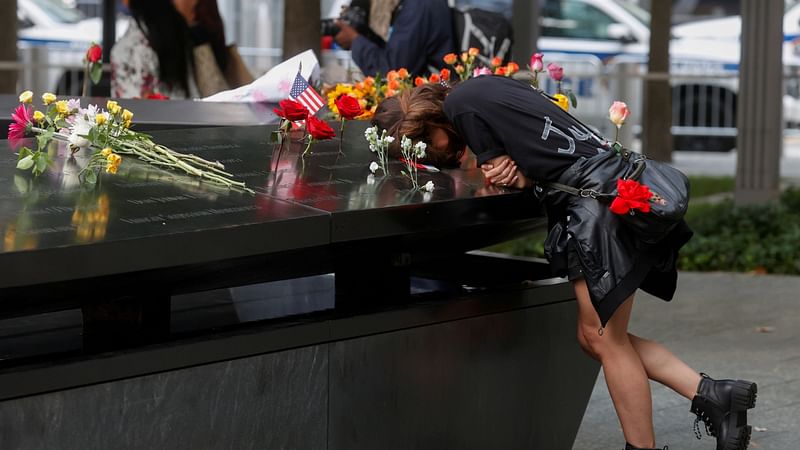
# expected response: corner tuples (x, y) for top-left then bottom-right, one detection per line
(289, 63), (325, 116)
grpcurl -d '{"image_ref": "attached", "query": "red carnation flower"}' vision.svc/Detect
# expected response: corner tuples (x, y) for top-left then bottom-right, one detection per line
(306, 116), (335, 140)
(273, 99), (308, 122)
(8, 104), (33, 146)
(86, 44), (102, 63)
(610, 178), (653, 215)
(334, 94), (363, 120)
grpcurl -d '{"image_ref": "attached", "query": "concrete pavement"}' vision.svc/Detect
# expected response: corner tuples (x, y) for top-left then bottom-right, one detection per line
(572, 271), (800, 450)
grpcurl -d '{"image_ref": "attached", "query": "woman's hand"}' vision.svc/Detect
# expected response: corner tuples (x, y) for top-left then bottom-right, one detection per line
(481, 155), (531, 189)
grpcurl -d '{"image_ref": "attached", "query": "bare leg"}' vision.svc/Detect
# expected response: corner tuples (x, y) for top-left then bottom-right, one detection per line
(628, 334), (702, 400)
(574, 279), (655, 448)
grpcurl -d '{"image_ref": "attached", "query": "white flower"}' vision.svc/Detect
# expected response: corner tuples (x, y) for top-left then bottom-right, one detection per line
(366, 174), (376, 185)
(401, 135), (412, 152)
(414, 141), (427, 159)
(369, 161), (379, 173)
(384, 136), (395, 144)
(422, 191), (433, 202)
(66, 98), (81, 113)
(68, 115), (93, 149)
(422, 181), (435, 192)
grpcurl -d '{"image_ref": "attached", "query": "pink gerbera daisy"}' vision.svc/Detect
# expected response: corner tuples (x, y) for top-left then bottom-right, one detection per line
(8, 104), (33, 147)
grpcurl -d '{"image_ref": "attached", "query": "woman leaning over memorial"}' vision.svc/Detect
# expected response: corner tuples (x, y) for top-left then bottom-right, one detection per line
(372, 75), (757, 450)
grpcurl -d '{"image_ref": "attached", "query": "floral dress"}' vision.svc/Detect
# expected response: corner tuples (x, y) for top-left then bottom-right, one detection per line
(110, 18), (199, 99)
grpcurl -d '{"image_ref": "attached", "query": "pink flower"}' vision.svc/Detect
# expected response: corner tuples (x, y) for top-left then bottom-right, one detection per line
(547, 62), (564, 81)
(530, 53), (544, 72)
(610, 179), (652, 215)
(608, 101), (630, 128)
(8, 104), (33, 145)
(473, 67), (493, 77)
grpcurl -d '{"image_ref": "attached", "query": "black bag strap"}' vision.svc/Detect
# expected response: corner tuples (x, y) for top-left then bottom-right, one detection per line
(539, 152), (647, 200)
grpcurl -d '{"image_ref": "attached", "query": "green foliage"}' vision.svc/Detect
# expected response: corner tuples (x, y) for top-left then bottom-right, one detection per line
(483, 179), (800, 274)
(679, 190), (800, 273)
(688, 176), (735, 199)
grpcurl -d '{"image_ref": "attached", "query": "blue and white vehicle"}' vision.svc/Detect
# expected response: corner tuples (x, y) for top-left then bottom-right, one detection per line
(531, 0), (800, 151)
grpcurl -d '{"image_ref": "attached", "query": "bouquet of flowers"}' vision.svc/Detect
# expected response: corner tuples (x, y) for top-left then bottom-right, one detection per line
(8, 91), (253, 193)
(325, 69), (414, 122)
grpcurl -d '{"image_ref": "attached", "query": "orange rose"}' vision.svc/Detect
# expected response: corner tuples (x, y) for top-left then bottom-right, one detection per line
(443, 53), (457, 65)
(397, 68), (409, 79)
(491, 56), (502, 67)
(439, 68), (451, 81)
(388, 79), (401, 90)
(506, 62), (519, 75)
(494, 67), (506, 76)
(468, 47), (480, 57)
(429, 73), (440, 83)
(455, 64), (465, 74)
(414, 76), (426, 87)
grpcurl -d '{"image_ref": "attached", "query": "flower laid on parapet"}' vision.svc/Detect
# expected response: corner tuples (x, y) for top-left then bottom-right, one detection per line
(399, 135), (434, 192)
(529, 53), (545, 89)
(334, 94), (363, 137)
(364, 125), (391, 176)
(303, 116), (335, 156)
(273, 98), (309, 144)
(83, 43), (103, 97)
(7, 92), (253, 193)
(608, 101), (631, 147)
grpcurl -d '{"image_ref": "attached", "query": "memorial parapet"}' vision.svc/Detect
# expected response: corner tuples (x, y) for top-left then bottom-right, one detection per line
(0, 122), (544, 314)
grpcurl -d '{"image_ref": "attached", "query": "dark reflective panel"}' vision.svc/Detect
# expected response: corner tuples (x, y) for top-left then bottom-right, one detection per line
(0, 126), (330, 289)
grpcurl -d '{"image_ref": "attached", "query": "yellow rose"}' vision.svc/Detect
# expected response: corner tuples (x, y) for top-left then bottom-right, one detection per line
(55, 100), (69, 116)
(105, 164), (118, 174)
(123, 120), (132, 129)
(107, 100), (121, 115)
(107, 154), (122, 166)
(33, 110), (45, 123)
(19, 90), (33, 104)
(42, 93), (57, 105)
(101, 147), (113, 157)
(96, 113), (107, 126)
(121, 109), (133, 122)
(553, 93), (569, 112)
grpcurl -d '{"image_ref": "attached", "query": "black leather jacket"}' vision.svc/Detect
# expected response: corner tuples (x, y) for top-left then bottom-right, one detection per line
(541, 151), (693, 327)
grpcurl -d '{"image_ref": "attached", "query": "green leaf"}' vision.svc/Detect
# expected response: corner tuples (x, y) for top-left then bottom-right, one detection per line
(90, 63), (103, 85)
(36, 129), (54, 151)
(84, 169), (98, 185)
(17, 147), (33, 161)
(568, 91), (578, 108)
(16, 155), (34, 170)
(55, 119), (70, 129)
(88, 126), (99, 143)
(33, 152), (51, 176)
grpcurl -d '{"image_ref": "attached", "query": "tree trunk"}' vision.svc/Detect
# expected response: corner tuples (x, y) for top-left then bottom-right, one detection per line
(511, 0), (540, 61)
(642, 0), (672, 162)
(735, 0), (783, 205)
(0, 0), (18, 94)
(283, 0), (321, 63)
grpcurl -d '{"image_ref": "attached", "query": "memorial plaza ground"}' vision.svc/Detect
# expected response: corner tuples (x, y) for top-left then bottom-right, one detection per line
(572, 271), (800, 449)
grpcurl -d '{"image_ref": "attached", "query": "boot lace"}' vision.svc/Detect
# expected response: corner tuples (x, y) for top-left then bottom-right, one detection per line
(693, 410), (715, 439)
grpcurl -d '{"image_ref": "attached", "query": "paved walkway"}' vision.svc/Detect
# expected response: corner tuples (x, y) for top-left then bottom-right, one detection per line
(572, 271), (800, 450)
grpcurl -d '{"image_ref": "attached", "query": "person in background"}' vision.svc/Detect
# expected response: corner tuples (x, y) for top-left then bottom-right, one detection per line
(333, 0), (455, 77)
(112, 0), (251, 99)
(111, 0), (198, 99)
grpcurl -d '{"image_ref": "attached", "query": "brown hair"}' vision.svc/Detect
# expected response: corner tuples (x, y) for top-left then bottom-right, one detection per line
(373, 83), (465, 167)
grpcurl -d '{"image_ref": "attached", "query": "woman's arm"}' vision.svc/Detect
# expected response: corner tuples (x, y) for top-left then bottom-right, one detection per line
(481, 155), (533, 190)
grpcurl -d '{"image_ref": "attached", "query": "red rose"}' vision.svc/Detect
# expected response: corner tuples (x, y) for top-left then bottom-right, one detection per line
(86, 44), (102, 63)
(334, 94), (363, 120)
(146, 93), (169, 100)
(610, 178), (652, 215)
(273, 99), (308, 122)
(306, 116), (335, 140)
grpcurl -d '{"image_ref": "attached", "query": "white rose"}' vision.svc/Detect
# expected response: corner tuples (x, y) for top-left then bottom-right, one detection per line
(369, 161), (379, 173)
(422, 181), (435, 192)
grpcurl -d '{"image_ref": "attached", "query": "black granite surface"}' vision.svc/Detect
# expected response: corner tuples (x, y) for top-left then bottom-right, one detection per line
(0, 122), (543, 295)
(0, 94), (279, 131)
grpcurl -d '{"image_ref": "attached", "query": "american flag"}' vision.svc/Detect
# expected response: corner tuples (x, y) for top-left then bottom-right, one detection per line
(289, 68), (325, 116)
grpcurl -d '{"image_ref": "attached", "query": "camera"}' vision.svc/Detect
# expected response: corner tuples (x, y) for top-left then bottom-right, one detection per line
(321, 5), (369, 37)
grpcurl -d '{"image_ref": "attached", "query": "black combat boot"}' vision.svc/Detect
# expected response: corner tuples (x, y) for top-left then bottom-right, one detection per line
(690, 373), (757, 450)
(624, 443), (668, 450)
